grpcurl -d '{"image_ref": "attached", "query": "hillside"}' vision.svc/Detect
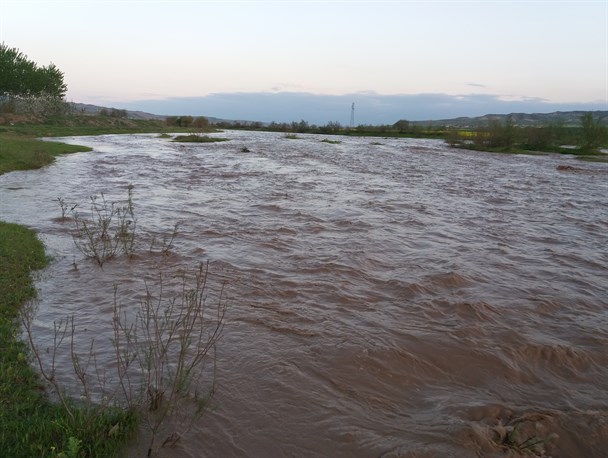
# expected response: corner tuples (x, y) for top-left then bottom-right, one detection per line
(69, 102), (227, 124)
(408, 110), (608, 128)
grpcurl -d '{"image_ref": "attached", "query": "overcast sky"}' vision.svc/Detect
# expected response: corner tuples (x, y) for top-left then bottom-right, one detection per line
(2, 0), (607, 124)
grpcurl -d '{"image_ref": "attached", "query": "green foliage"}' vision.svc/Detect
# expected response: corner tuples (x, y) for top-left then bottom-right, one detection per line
(447, 112), (608, 156)
(580, 112), (607, 151)
(221, 118), (444, 139)
(165, 116), (212, 131)
(192, 116), (210, 129)
(0, 44), (67, 99)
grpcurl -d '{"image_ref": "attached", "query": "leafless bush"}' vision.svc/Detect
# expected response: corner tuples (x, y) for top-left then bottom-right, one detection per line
(72, 186), (137, 266)
(71, 186), (181, 265)
(114, 262), (227, 455)
(21, 261), (227, 457)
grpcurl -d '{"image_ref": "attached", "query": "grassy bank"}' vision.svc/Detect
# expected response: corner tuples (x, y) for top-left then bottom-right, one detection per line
(0, 114), (221, 175)
(0, 114), (191, 175)
(1, 114), (171, 137)
(0, 133), (92, 175)
(0, 116), (142, 456)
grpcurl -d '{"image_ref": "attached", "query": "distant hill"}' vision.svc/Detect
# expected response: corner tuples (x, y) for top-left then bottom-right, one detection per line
(408, 110), (608, 128)
(69, 102), (226, 124)
(69, 102), (165, 120)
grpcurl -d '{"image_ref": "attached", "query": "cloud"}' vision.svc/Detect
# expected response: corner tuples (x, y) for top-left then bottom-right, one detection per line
(466, 82), (486, 88)
(110, 92), (607, 125)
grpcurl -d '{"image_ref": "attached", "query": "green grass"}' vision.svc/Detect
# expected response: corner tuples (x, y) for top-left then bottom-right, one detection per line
(0, 134), (92, 175)
(320, 138), (342, 144)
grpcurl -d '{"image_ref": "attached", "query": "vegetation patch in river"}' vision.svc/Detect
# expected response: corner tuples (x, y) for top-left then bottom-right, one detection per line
(172, 134), (229, 143)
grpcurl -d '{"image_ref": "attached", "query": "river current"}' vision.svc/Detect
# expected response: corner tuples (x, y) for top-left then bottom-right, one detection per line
(1, 131), (607, 457)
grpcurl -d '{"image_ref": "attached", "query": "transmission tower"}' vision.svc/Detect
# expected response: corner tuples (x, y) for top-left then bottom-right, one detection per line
(350, 102), (355, 128)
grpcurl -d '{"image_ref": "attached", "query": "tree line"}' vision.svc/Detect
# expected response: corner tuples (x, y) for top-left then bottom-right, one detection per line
(217, 114), (607, 154)
(447, 113), (608, 154)
(0, 43), (68, 115)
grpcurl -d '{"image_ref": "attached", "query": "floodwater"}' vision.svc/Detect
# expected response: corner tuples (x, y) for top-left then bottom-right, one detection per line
(1, 131), (607, 457)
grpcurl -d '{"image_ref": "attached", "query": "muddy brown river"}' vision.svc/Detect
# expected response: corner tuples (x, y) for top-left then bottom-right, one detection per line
(1, 131), (607, 457)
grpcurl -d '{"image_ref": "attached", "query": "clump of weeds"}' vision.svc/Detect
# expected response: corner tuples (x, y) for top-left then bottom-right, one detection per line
(55, 196), (78, 219)
(491, 412), (558, 456)
(72, 185), (137, 266)
(70, 185), (181, 265)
